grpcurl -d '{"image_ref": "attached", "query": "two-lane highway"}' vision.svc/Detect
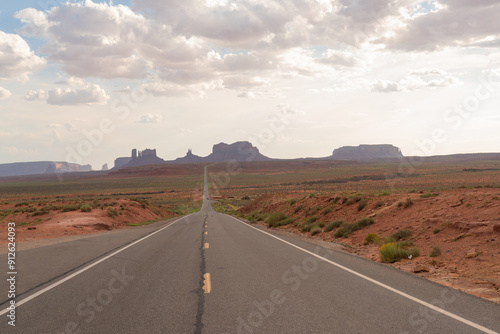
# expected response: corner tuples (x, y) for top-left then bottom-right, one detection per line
(1, 167), (499, 333)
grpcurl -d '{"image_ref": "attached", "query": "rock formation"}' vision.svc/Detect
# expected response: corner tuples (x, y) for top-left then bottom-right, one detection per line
(116, 148), (165, 169)
(174, 149), (205, 164)
(0, 161), (92, 177)
(330, 144), (403, 161)
(204, 141), (270, 162)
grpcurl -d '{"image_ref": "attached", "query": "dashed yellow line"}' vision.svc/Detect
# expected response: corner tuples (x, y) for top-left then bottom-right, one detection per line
(205, 231), (208, 235)
(204, 243), (209, 249)
(203, 273), (211, 293)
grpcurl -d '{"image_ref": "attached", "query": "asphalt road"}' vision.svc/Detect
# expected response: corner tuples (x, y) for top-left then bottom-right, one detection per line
(1, 167), (499, 333)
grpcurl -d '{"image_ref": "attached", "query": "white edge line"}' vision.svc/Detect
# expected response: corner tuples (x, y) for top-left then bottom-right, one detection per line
(0, 214), (193, 316)
(228, 215), (498, 334)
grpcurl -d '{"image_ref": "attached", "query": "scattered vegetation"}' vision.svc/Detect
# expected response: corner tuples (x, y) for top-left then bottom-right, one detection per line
(310, 227), (322, 236)
(293, 205), (304, 214)
(373, 201), (385, 209)
(61, 204), (80, 212)
(305, 216), (319, 225)
(397, 198), (414, 209)
(357, 199), (367, 211)
(364, 233), (382, 245)
(80, 204), (93, 213)
(288, 198), (297, 205)
(324, 220), (344, 232)
(107, 207), (119, 218)
(321, 207), (332, 215)
(246, 211), (267, 223)
(420, 193), (438, 198)
(430, 246), (442, 257)
(266, 212), (294, 228)
(334, 217), (375, 238)
(379, 242), (420, 263)
(432, 228), (441, 234)
(389, 228), (413, 242)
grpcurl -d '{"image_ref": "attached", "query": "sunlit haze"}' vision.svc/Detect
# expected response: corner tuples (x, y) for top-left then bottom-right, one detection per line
(1, 0), (499, 169)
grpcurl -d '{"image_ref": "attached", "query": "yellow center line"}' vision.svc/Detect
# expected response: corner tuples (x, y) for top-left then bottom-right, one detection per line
(205, 231), (207, 235)
(203, 273), (211, 293)
(204, 243), (209, 249)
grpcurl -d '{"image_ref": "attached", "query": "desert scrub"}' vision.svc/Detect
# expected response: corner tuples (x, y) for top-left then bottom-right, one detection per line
(293, 205), (304, 214)
(357, 199), (367, 211)
(430, 246), (441, 257)
(345, 196), (362, 206)
(300, 224), (313, 233)
(61, 204), (79, 212)
(288, 198), (297, 205)
(324, 220), (344, 232)
(432, 228), (441, 234)
(379, 242), (420, 263)
(321, 207), (332, 215)
(310, 226), (322, 236)
(266, 212), (294, 228)
(334, 217), (375, 238)
(107, 207), (119, 218)
(389, 228), (413, 242)
(373, 201), (385, 209)
(247, 211), (267, 223)
(420, 193), (438, 198)
(308, 206), (320, 215)
(80, 204), (93, 213)
(305, 216), (319, 224)
(364, 233), (381, 245)
(397, 198), (414, 209)
(329, 196), (341, 203)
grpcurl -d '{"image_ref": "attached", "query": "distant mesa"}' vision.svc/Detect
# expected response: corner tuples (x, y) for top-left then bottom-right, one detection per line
(0, 161), (91, 177)
(113, 148), (165, 169)
(205, 141), (271, 162)
(102, 163), (109, 171)
(330, 144), (404, 161)
(173, 149), (205, 164)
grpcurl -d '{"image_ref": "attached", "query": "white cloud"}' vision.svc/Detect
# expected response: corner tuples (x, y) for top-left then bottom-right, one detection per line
(55, 76), (85, 86)
(138, 113), (163, 123)
(46, 84), (110, 106)
(0, 31), (46, 80)
(0, 87), (11, 100)
(25, 89), (48, 101)
(371, 80), (403, 93)
(372, 68), (460, 93)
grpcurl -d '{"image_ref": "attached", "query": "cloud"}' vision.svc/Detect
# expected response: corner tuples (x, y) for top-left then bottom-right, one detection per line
(0, 31), (46, 80)
(382, 1), (500, 51)
(0, 87), (12, 100)
(54, 76), (85, 86)
(138, 113), (163, 123)
(371, 80), (403, 93)
(372, 68), (460, 93)
(317, 49), (361, 68)
(25, 89), (48, 101)
(237, 91), (256, 98)
(46, 84), (109, 106)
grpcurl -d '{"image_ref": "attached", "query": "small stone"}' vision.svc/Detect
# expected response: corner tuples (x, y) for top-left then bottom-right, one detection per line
(466, 248), (478, 258)
(27, 227), (36, 230)
(413, 265), (430, 273)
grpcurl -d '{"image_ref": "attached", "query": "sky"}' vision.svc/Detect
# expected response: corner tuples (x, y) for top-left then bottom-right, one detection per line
(0, 0), (500, 169)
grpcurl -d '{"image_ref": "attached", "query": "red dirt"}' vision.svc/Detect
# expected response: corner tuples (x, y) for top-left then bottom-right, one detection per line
(238, 188), (500, 303)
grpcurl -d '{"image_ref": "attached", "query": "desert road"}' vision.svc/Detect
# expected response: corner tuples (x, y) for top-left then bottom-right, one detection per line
(1, 168), (499, 333)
